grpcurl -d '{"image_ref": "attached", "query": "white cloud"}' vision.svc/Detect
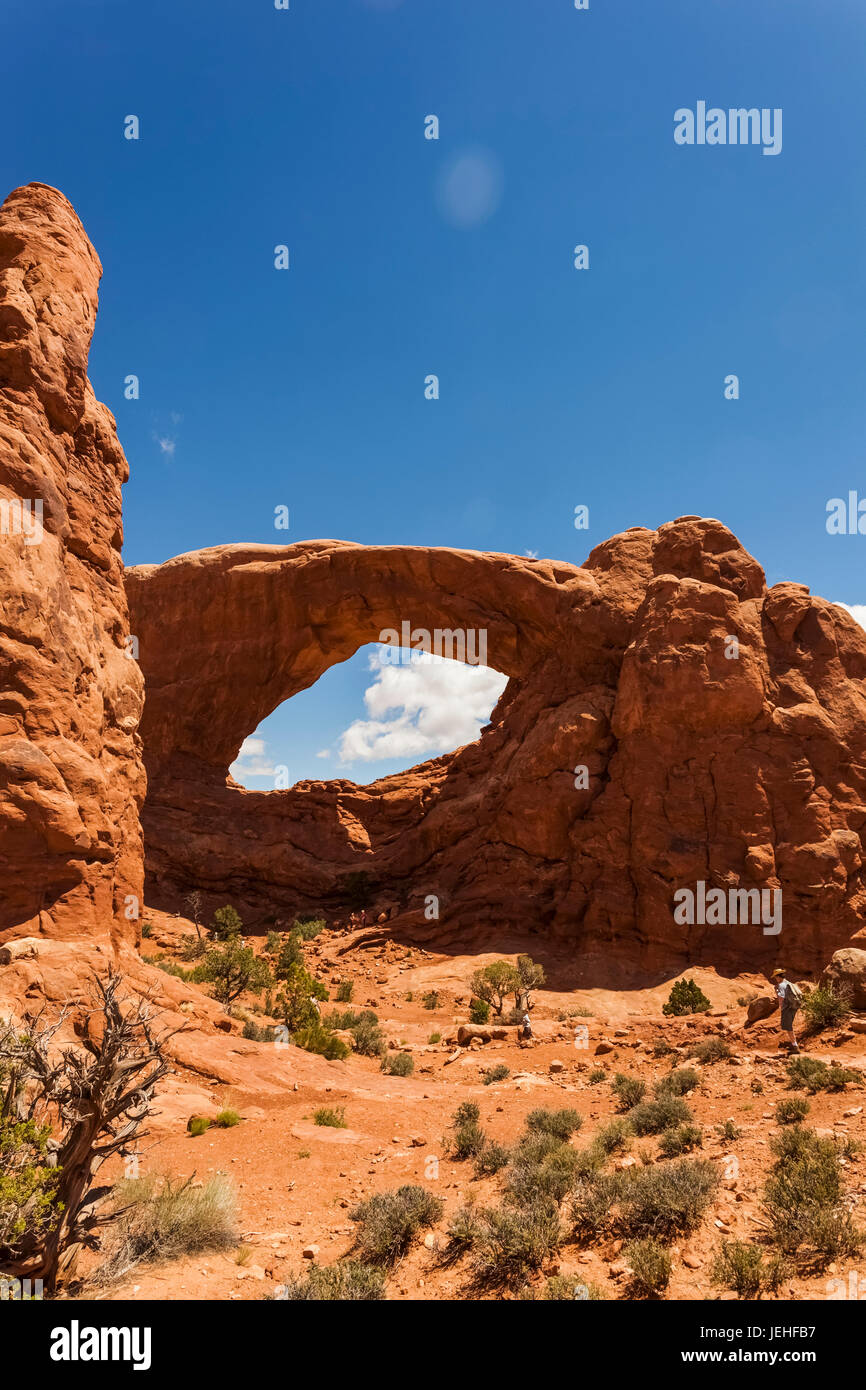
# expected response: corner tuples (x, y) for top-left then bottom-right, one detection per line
(833, 602), (866, 629)
(335, 649), (508, 765)
(157, 437), (176, 457)
(230, 736), (275, 780)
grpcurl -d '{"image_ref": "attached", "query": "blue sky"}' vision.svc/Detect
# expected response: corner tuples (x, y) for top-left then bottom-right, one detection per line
(3, 0), (865, 785)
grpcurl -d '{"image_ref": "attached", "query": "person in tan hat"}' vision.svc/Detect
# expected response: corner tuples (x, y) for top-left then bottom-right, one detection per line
(770, 967), (802, 1052)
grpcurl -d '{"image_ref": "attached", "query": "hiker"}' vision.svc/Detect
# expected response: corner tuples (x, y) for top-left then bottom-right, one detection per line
(520, 1010), (533, 1042)
(770, 967), (802, 1052)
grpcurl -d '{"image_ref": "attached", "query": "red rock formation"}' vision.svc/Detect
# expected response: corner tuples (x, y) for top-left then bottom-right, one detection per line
(126, 519), (866, 976)
(0, 184), (144, 947)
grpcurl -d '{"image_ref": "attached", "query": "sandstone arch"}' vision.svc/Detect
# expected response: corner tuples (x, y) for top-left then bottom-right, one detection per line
(127, 520), (866, 976)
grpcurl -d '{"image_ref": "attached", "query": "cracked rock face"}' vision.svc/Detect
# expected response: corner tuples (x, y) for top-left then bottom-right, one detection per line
(0, 183), (145, 946)
(127, 518), (866, 976)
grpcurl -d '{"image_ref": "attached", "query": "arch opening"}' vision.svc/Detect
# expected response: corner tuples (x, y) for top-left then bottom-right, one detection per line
(229, 642), (509, 790)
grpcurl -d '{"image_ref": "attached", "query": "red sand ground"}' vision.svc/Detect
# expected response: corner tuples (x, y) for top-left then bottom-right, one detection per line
(80, 911), (866, 1302)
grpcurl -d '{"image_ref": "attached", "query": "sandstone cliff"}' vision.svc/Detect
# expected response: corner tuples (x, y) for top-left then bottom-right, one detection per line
(0, 183), (144, 947)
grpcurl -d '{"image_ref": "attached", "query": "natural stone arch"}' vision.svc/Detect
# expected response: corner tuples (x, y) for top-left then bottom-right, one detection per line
(126, 521), (866, 978)
(126, 540), (599, 777)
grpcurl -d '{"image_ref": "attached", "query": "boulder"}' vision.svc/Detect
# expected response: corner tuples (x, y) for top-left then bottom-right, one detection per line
(746, 996), (778, 1024)
(822, 948), (866, 1009)
(456, 1023), (512, 1046)
(0, 937), (42, 966)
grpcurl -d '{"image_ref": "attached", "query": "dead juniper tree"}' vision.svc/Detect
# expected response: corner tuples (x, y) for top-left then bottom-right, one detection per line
(0, 971), (174, 1292)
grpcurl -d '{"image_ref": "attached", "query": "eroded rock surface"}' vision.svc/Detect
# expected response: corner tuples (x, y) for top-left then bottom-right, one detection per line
(0, 183), (144, 946)
(127, 518), (866, 975)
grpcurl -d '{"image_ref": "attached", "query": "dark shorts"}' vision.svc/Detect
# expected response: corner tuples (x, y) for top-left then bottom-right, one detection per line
(781, 1004), (797, 1031)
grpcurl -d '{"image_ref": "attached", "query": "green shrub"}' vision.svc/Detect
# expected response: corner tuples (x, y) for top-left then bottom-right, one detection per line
(278, 1260), (385, 1300)
(195, 938), (272, 1011)
(381, 1051), (414, 1077)
(314, 1106), (347, 1128)
(628, 1097), (693, 1136)
(525, 1108), (582, 1141)
(242, 1019), (275, 1041)
(471, 1197), (561, 1281)
(271, 930), (305, 980)
(470, 998), (491, 1025)
(422, 991), (441, 1011)
(616, 1158), (719, 1239)
(775, 1097), (809, 1125)
(625, 1237), (672, 1296)
(214, 1109), (240, 1128)
(659, 1124), (703, 1157)
(446, 1204), (483, 1253)
(587, 1068), (607, 1085)
(294, 917), (326, 941)
(483, 1064), (510, 1085)
(273, 962), (327, 1031)
(335, 980), (354, 1003)
(0, 1112), (61, 1256)
(98, 1174), (237, 1281)
(652, 1039), (674, 1058)
(428, 1032), (441, 1044)
(690, 1037), (732, 1064)
(292, 1022), (350, 1060)
(453, 1100), (480, 1124)
(715, 1119), (740, 1142)
(506, 1134), (583, 1206)
(145, 957), (197, 981)
(594, 1118), (633, 1156)
(654, 1067), (700, 1098)
(180, 934), (207, 962)
(761, 1125), (862, 1265)
(612, 1073), (646, 1111)
(571, 1172), (621, 1235)
(711, 1240), (786, 1299)
(786, 1055), (859, 1094)
(800, 983), (851, 1031)
(663, 979), (711, 1017)
(211, 905), (243, 940)
(350, 1185), (443, 1264)
(187, 1116), (211, 1137)
(452, 1120), (486, 1161)
(474, 1141), (511, 1178)
(326, 1008), (385, 1057)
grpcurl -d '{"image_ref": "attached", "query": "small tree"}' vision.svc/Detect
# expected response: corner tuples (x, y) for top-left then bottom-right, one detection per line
(662, 978), (711, 1017)
(211, 905), (243, 941)
(272, 930), (305, 980)
(514, 955), (545, 1011)
(470, 962), (521, 1017)
(184, 890), (205, 940)
(195, 940), (271, 1013)
(276, 963), (328, 1032)
(0, 973), (172, 1292)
